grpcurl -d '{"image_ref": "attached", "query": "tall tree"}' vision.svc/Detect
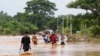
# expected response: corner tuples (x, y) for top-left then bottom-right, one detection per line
(24, 0), (57, 30)
(67, 0), (100, 37)
(67, 0), (100, 15)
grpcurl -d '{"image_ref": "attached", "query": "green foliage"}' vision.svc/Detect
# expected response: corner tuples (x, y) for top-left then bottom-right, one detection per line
(24, 0), (57, 30)
(0, 11), (38, 35)
(25, 0), (57, 15)
(64, 27), (70, 34)
(88, 25), (100, 37)
(0, 0), (57, 35)
(1, 0), (100, 37)
(67, 0), (100, 37)
(56, 15), (79, 34)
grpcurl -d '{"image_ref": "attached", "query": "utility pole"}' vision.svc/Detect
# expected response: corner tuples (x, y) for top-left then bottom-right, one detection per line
(67, 16), (69, 28)
(84, 24), (87, 38)
(70, 15), (73, 37)
(57, 18), (58, 33)
(62, 17), (64, 34)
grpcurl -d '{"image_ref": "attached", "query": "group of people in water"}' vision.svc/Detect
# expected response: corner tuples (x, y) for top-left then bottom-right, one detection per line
(20, 30), (67, 52)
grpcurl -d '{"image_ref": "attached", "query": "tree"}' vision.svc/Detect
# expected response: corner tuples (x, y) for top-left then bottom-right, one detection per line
(0, 11), (13, 22)
(14, 12), (29, 22)
(24, 0), (57, 30)
(67, 0), (100, 37)
(67, 0), (100, 15)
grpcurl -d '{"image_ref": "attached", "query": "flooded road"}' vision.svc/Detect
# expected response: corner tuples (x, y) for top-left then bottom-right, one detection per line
(0, 36), (100, 56)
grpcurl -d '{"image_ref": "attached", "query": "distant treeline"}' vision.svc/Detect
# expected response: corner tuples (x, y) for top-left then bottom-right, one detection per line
(0, 0), (100, 37)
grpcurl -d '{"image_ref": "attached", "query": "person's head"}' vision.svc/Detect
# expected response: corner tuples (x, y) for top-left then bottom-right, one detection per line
(52, 31), (56, 34)
(24, 32), (29, 36)
(33, 36), (37, 39)
(60, 33), (64, 36)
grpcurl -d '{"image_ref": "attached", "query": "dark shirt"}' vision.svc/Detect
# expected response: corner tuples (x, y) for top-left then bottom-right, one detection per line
(21, 36), (30, 46)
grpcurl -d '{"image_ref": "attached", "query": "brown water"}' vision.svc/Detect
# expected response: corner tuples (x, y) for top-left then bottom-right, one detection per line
(0, 36), (100, 56)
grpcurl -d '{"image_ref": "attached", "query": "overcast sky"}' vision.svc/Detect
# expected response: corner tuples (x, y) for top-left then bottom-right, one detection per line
(0, 0), (86, 16)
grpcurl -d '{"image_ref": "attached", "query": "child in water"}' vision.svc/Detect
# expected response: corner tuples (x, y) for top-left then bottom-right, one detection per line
(32, 33), (38, 45)
(60, 34), (65, 46)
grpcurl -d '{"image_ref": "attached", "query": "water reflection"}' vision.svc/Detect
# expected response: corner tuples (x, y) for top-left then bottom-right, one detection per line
(50, 47), (57, 56)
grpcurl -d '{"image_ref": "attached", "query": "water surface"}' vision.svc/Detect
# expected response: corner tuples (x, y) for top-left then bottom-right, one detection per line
(0, 36), (100, 56)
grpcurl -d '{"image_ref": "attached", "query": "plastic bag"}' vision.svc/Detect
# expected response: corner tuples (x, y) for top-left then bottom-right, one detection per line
(19, 49), (24, 54)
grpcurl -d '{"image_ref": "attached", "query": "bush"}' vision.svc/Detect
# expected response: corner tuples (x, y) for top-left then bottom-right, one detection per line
(88, 25), (100, 37)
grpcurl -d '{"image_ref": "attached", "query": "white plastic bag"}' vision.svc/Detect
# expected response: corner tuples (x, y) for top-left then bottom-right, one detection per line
(19, 49), (24, 54)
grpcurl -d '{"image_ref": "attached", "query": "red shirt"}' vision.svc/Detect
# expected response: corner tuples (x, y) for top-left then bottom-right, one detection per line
(50, 34), (57, 43)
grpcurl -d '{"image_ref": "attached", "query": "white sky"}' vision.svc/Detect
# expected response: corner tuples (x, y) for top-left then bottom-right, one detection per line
(0, 0), (86, 16)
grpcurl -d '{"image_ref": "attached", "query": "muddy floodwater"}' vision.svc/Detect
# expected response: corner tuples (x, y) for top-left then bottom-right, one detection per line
(0, 36), (100, 56)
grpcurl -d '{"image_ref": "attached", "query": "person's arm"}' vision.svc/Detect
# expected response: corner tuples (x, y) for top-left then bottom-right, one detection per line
(20, 37), (23, 50)
(29, 37), (31, 49)
(20, 43), (23, 50)
(29, 44), (31, 50)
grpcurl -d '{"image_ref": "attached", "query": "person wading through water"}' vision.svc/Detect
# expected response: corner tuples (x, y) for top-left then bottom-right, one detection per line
(50, 32), (57, 47)
(20, 32), (31, 52)
(60, 33), (65, 47)
(32, 33), (38, 45)
(42, 32), (48, 44)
